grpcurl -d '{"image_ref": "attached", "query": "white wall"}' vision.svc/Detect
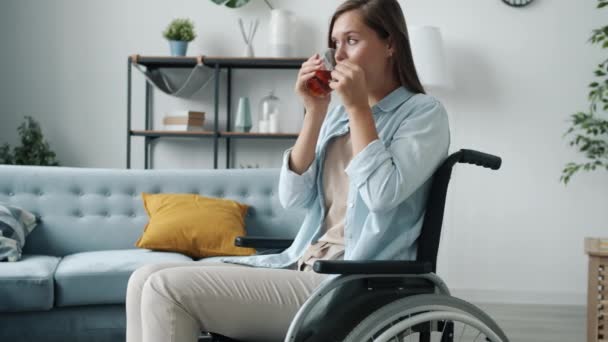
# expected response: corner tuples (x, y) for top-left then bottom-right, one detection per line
(1, 0), (606, 305)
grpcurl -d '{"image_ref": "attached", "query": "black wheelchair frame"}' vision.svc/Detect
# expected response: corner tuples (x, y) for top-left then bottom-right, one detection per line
(205, 149), (506, 342)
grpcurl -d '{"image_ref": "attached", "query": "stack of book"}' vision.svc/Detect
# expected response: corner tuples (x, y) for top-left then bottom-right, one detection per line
(163, 111), (205, 131)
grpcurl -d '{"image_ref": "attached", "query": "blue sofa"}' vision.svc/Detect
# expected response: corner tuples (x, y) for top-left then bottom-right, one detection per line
(0, 165), (303, 342)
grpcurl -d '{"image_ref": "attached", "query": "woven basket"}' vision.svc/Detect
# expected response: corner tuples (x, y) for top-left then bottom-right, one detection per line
(586, 238), (608, 342)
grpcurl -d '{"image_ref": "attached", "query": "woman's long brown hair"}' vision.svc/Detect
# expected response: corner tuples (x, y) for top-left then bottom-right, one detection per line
(328, 0), (426, 94)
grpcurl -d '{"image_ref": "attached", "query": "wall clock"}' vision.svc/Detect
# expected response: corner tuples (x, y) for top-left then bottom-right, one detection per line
(502, 0), (534, 7)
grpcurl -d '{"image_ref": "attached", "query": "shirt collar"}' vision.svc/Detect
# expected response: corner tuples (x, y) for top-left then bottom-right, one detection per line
(373, 86), (415, 113)
(338, 86), (416, 124)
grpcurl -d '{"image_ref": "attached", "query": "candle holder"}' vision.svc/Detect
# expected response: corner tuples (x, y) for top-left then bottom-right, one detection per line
(258, 91), (281, 133)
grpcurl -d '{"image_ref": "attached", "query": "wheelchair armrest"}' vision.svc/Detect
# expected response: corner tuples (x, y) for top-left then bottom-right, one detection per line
(312, 260), (433, 275)
(234, 236), (294, 249)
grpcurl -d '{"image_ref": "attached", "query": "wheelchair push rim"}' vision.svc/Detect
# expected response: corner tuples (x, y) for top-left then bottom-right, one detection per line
(344, 294), (508, 342)
(375, 310), (502, 342)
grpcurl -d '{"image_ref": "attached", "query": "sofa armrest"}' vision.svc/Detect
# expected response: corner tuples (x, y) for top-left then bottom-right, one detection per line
(234, 236), (294, 249)
(312, 260), (433, 275)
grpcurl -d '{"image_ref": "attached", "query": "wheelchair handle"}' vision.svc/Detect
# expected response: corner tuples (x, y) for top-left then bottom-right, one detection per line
(459, 149), (502, 170)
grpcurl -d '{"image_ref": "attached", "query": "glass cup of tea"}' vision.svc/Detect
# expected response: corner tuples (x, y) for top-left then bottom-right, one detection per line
(305, 48), (336, 98)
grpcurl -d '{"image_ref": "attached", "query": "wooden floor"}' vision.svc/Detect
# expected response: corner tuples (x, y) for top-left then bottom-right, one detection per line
(474, 302), (586, 342)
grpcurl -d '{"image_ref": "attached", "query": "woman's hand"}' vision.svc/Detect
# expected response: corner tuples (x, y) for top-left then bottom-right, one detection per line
(329, 61), (369, 114)
(295, 54), (331, 116)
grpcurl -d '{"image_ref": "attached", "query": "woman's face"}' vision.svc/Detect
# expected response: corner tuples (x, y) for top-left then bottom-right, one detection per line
(330, 10), (393, 92)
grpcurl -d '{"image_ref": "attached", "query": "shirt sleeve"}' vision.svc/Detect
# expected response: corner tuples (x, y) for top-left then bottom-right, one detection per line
(277, 147), (319, 209)
(277, 105), (341, 209)
(344, 98), (450, 213)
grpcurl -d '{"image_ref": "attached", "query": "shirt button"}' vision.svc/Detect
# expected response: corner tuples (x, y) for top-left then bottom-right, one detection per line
(348, 202), (354, 208)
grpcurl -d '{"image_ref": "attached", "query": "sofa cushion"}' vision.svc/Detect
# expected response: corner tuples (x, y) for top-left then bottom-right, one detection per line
(0, 254), (60, 312)
(136, 193), (256, 258)
(54, 249), (192, 307)
(0, 203), (38, 262)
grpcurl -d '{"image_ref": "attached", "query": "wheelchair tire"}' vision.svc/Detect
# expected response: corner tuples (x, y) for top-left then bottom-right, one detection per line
(343, 294), (509, 342)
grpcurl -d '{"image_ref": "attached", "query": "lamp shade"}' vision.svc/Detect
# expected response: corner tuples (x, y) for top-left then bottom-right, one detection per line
(409, 26), (450, 89)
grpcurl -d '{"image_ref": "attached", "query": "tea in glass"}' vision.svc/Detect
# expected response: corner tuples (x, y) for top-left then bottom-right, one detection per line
(306, 48), (336, 97)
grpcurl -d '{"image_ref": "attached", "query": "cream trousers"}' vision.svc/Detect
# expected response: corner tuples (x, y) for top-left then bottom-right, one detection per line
(126, 261), (328, 342)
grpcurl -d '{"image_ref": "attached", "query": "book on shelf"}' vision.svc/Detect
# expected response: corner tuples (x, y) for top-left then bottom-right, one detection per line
(163, 111), (206, 131)
(162, 125), (206, 132)
(163, 116), (205, 125)
(167, 110), (205, 119)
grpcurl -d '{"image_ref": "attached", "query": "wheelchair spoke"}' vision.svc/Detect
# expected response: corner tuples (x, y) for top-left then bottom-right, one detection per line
(459, 323), (467, 342)
(345, 295), (506, 342)
(367, 316), (496, 342)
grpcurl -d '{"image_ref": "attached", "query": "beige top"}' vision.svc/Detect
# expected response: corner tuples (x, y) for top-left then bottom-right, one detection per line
(298, 133), (353, 272)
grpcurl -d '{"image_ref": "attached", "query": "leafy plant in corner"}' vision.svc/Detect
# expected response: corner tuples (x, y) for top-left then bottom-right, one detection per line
(0, 116), (60, 166)
(163, 18), (197, 42)
(561, 0), (608, 184)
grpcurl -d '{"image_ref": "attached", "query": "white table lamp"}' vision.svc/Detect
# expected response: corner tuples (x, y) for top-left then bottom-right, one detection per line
(409, 26), (450, 90)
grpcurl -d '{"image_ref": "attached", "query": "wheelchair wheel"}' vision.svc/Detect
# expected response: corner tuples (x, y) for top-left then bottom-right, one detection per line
(344, 294), (508, 342)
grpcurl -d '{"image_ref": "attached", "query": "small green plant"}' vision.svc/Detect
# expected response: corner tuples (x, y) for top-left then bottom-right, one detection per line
(561, 0), (608, 184)
(163, 18), (196, 42)
(0, 116), (60, 166)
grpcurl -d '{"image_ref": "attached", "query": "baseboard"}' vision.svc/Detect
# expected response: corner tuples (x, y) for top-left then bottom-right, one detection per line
(449, 288), (586, 306)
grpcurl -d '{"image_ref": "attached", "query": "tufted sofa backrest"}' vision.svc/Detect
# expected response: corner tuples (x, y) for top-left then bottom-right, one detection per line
(0, 166), (305, 257)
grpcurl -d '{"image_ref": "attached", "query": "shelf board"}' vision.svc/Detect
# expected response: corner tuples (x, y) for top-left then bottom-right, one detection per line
(130, 130), (216, 138)
(221, 131), (299, 139)
(132, 56), (306, 69)
(130, 130), (298, 139)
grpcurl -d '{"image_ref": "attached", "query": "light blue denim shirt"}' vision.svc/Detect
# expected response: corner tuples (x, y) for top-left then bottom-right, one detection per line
(221, 86), (450, 269)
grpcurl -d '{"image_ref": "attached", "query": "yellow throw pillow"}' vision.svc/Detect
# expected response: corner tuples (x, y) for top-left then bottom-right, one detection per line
(136, 193), (256, 258)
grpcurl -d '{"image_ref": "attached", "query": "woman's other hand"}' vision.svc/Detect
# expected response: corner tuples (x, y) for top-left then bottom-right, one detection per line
(330, 60), (369, 113)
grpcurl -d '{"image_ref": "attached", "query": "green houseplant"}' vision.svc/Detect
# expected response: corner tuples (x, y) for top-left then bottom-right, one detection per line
(163, 18), (196, 56)
(0, 116), (60, 166)
(562, 0), (608, 184)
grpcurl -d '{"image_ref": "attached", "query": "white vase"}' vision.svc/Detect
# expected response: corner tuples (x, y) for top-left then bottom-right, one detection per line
(268, 9), (296, 57)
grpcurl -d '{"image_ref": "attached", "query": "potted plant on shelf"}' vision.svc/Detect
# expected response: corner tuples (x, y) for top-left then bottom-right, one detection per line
(163, 18), (196, 57)
(561, 0), (608, 185)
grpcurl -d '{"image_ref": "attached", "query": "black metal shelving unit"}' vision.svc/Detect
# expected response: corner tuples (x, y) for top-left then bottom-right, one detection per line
(126, 55), (305, 169)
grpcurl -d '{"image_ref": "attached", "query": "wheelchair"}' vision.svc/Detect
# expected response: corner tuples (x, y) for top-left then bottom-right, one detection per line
(203, 149), (509, 342)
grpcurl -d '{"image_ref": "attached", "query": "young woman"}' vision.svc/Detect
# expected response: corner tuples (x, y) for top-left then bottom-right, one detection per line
(126, 0), (450, 341)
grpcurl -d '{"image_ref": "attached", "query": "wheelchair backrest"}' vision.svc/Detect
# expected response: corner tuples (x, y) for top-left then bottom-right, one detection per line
(416, 149), (501, 272)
